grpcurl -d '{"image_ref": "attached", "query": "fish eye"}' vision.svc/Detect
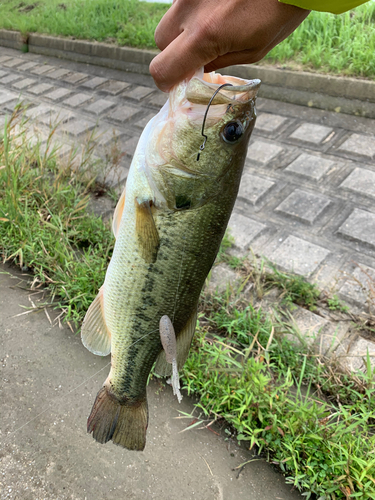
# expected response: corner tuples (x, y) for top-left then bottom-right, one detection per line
(222, 121), (244, 144)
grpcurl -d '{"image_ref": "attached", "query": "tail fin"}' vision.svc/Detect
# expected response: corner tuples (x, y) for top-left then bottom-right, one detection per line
(87, 387), (148, 451)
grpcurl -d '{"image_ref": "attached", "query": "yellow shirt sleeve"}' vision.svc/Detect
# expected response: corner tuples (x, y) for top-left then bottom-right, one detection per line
(279, 0), (370, 14)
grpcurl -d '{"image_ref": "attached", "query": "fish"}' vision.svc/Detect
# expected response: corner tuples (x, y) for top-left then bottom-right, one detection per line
(81, 70), (261, 451)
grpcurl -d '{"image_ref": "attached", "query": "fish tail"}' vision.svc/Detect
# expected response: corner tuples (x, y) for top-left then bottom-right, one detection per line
(87, 386), (148, 451)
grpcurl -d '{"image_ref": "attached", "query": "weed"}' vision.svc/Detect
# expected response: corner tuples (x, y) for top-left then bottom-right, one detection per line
(327, 294), (350, 313)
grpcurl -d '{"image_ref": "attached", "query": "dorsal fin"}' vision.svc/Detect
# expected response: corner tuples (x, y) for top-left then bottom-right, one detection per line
(81, 287), (111, 356)
(112, 187), (126, 238)
(154, 308), (197, 376)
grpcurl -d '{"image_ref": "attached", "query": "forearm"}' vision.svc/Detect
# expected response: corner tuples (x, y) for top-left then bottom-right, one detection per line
(279, 0), (369, 14)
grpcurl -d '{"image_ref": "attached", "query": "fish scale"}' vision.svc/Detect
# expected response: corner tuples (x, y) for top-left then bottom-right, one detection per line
(81, 70), (261, 451)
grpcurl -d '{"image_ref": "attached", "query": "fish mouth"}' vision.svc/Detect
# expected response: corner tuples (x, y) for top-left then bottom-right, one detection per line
(185, 72), (261, 105)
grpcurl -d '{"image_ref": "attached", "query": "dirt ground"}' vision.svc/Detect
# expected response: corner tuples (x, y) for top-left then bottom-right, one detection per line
(0, 264), (303, 500)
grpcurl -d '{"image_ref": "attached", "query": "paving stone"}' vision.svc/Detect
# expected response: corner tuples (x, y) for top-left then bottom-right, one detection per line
(340, 167), (375, 199)
(289, 307), (328, 346)
(338, 208), (375, 250)
(110, 104), (140, 123)
(63, 72), (89, 85)
(47, 68), (71, 80)
(2, 58), (24, 68)
(17, 61), (38, 71)
(275, 189), (331, 225)
(335, 337), (375, 373)
(136, 113), (155, 129)
(12, 78), (36, 90)
(85, 99), (116, 115)
(122, 85), (155, 101)
(63, 93), (92, 107)
(0, 91), (18, 105)
(0, 56), (12, 64)
(39, 108), (75, 126)
(228, 213), (266, 251)
(255, 112), (288, 132)
(31, 64), (55, 75)
(285, 153), (335, 181)
(290, 122), (333, 144)
(205, 263), (240, 295)
(0, 70), (7, 78)
(45, 87), (72, 101)
(0, 74), (22, 84)
(60, 119), (96, 137)
(349, 338), (375, 370)
(339, 263), (375, 306)
(26, 104), (54, 120)
(246, 139), (283, 163)
(99, 161), (130, 188)
(122, 134), (141, 156)
(100, 80), (131, 95)
(271, 235), (330, 276)
(145, 91), (168, 108)
(80, 76), (108, 89)
(317, 321), (350, 357)
(238, 172), (275, 205)
(339, 133), (375, 159)
(28, 83), (54, 95)
(98, 128), (126, 147)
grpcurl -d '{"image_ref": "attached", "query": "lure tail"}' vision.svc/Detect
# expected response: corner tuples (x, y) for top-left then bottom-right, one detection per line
(87, 386), (148, 451)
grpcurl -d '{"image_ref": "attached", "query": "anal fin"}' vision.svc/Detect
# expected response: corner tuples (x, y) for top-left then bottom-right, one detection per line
(135, 199), (159, 263)
(81, 287), (111, 356)
(154, 309), (197, 377)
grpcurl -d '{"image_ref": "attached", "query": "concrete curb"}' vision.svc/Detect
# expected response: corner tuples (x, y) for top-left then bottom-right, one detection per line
(1, 29), (375, 117)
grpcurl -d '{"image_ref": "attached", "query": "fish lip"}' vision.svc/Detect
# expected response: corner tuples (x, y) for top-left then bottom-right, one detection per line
(217, 79), (261, 92)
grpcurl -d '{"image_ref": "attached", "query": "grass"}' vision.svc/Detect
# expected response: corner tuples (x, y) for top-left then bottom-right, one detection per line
(0, 0), (375, 78)
(2, 109), (375, 499)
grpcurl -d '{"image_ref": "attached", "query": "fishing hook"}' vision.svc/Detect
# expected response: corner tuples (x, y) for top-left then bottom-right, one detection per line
(196, 83), (233, 161)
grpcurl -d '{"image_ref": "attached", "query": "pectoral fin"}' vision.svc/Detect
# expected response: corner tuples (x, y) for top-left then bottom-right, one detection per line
(135, 199), (159, 263)
(154, 309), (197, 376)
(112, 188), (126, 238)
(81, 287), (111, 356)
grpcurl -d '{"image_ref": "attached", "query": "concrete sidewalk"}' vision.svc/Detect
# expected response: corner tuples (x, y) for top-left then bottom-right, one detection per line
(0, 265), (303, 500)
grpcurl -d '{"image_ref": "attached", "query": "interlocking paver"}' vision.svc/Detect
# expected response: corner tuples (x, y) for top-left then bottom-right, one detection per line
(136, 113), (155, 129)
(63, 93), (92, 107)
(270, 235), (330, 276)
(246, 139), (283, 163)
(110, 104), (140, 123)
(122, 135), (142, 156)
(17, 61), (38, 71)
(60, 119), (96, 137)
(26, 104), (54, 120)
(289, 122), (333, 144)
(122, 86), (155, 101)
(39, 108), (75, 126)
(45, 87), (72, 101)
(28, 83), (54, 95)
(0, 70), (7, 78)
(339, 133), (375, 159)
(0, 56), (12, 64)
(340, 167), (375, 199)
(145, 92), (168, 108)
(97, 128), (126, 147)
(47, 68), (71, 80)
(85, 99), (116, 115)
(2, 58), (24, 68)
(339, 263), (375, 306)
(275, 189), (331, 225)
(31, 64), (55, 75)
(63, 72), (89, 85)
(228, 213), (266, 250)
(0, 74), (21, 84)
(255, 112), (288, 132)
(338, 208), (375, 250)
(100, 80), (131, 95)
(81, 76), (108, 89)
(0, 91), (18, 105)
(12, 78), (36, 90)
(238, 172), (275, 206)
(285, 153), (335, 181)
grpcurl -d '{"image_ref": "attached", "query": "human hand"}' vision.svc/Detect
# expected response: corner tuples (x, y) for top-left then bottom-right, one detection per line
(150, 0), (309, 92)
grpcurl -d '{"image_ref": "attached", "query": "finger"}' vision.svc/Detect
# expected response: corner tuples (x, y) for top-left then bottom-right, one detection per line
(154, 1), (184, 51)
(150, 31), (217, 92)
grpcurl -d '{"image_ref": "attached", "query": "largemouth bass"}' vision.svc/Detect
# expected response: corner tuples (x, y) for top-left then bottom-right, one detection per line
(81, 70), (261, 451)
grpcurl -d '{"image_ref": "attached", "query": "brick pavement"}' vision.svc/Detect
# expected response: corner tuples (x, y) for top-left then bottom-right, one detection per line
(1, 47), (375, 329)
